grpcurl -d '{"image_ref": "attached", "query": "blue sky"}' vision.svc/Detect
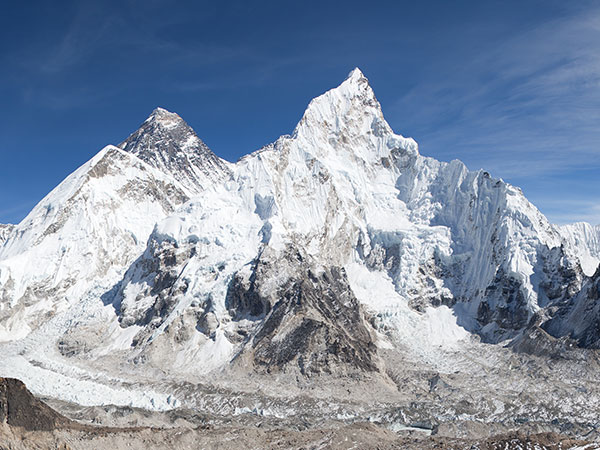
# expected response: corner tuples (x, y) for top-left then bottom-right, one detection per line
(0, 0), (598, 225)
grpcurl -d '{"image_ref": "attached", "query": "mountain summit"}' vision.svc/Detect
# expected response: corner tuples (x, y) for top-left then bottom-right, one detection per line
(119, 107), (230, 192)
(0, 68), (599, 440)
(293, 68), (410, 162)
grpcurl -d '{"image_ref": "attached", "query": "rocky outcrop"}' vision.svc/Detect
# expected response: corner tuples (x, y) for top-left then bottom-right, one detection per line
(229, 247), (379, 375)
(509, 324), (581, 359)
(541, 266), (600, 348)
(0, 378), (70, 431)
(116, 238), (195, 330)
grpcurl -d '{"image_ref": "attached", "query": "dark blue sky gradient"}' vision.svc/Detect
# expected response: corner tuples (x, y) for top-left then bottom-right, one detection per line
(1, 0), (599, 224)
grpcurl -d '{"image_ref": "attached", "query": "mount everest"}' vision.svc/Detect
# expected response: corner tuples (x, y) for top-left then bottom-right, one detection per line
(0, 68), (599, 439)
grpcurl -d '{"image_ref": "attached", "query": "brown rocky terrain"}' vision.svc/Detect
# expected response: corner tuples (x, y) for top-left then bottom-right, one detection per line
(0, 377), (597, 450)
(0, 377), (72, 432)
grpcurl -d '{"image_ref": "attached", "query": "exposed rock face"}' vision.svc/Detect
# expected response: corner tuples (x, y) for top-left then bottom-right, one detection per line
(119, 107), (231, 193)
(228, 247), (379, 375)
(509, 324), (580, 359)
(0, 377), (69, 431)
(116, 237), (196, 329)
(541, 266), (600, 348)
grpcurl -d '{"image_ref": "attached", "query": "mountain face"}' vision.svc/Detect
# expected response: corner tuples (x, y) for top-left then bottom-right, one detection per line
(0, 146), (190, 341)
(102, 68), (587, 354)
(118, 107), (231, 193)
(541, 265), (600, 348)
(0, 68), (599, 439)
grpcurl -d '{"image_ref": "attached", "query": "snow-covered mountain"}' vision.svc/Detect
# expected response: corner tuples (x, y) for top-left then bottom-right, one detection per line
(0, 69), (599, 436)
(102, 67), (587, 357)
(0, 146), (190, 341)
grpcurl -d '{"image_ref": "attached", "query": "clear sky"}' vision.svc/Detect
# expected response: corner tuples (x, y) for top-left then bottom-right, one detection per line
(1, 0), (598, 225)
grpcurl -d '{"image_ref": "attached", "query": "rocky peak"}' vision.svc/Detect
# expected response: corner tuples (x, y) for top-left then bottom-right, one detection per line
(144, 107), (185, 129)
(119, 107), (231, 193)
(228, 247), (379, 376)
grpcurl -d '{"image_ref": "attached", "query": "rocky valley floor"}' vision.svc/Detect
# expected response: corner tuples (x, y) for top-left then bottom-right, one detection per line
(2, 292), (600, 448)
(2, 324), (600, 449)
(0, 376), (597, 450)
(1, 423), (597, 450)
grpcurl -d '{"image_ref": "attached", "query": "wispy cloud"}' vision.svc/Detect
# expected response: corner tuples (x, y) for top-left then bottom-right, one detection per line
(383, 5), (600, 225)
(390, 5), (600, 180)
(37, 4), (120, 74)
(535, 199), (600, 226)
